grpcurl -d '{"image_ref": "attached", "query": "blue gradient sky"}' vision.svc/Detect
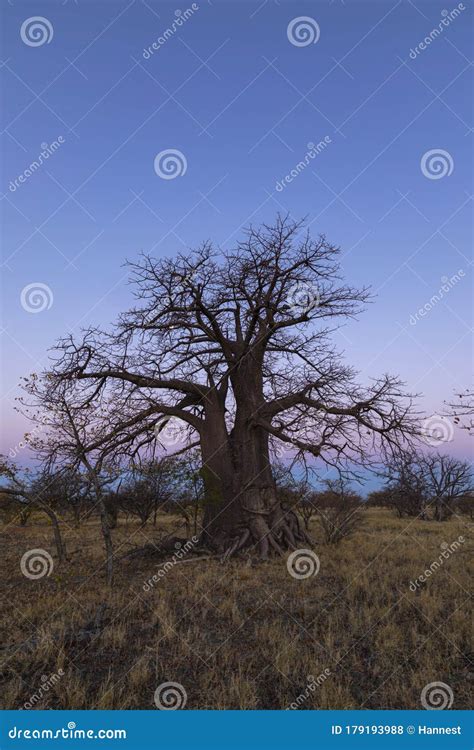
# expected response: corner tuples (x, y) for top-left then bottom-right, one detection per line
(1, 0), (472, 463)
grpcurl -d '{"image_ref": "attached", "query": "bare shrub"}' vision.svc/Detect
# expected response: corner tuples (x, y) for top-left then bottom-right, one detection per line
(313, 480), (363, 544)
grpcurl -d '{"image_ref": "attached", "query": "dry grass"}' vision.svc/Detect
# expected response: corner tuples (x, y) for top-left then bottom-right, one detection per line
(0, 509), (472, 710)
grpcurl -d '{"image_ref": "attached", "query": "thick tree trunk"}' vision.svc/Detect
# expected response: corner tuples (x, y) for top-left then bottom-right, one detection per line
(222, 421), (309, 559)
(199, 394), (237, 550)
(199, 359), (310, 558)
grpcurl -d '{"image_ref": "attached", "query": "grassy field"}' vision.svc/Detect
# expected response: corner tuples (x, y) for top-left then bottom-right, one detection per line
(0, 509), (472, 710)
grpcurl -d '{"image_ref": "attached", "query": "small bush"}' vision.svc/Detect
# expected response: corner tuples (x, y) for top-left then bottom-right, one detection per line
(312, 483), (363, 544)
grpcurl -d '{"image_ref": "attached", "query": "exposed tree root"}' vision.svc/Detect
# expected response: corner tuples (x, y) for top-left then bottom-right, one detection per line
(219, 507), (313, 561)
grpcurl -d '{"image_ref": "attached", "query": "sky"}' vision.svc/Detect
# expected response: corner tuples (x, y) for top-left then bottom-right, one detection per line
(0, 0), (473, 469)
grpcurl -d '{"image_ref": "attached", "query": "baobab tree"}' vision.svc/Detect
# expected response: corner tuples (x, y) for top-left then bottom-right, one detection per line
(28, 217), (418, 559)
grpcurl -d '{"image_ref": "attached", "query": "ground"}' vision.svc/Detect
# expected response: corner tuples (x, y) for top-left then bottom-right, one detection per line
(0, 509), (472, 710)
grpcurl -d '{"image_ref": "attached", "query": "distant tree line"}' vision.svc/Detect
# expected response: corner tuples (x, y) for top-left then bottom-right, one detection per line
(367, 450), (473, 521)
(1, 447), (472, 570)
(0, 452), (204, 563)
